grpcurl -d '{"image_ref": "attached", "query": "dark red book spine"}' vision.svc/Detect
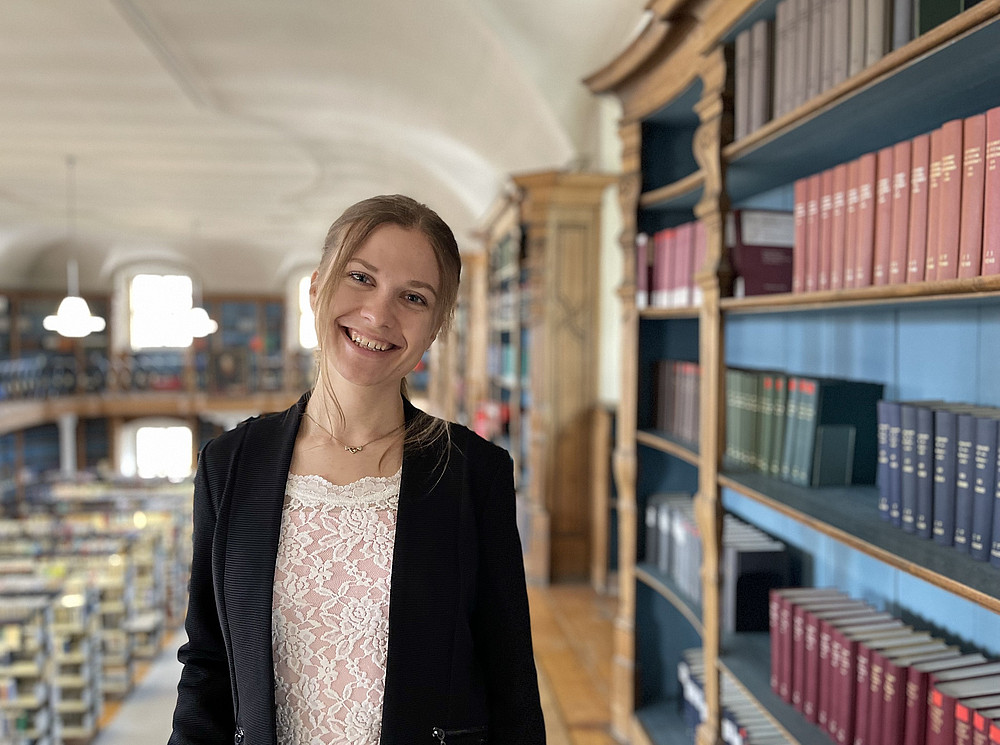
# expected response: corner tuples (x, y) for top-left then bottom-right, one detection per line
(907, 133), (931, 283)
(820, 168), (835, 290)
(925, 128), (944, 280)
(855, 152), (878, 287)
(873, 145), (894, 285)
(794, 178), (809, 292)
(831, 162), (849, 289)
(889, 139), (911, 285)
(958, 113), (987, 278)
(983, 106), (1000, 276)
(806, 173), (822, 292)
(936, 118), (965, 281)
(845, 159), (861, 287)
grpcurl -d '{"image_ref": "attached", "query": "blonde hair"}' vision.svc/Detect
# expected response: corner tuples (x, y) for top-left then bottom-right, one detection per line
(311, 194), (462, 453)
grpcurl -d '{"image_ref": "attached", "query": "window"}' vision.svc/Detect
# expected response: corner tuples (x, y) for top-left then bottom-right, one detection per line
(130, 274), (194, 349)
(135, 425), (192, 480)
(299, 274), (317, 349)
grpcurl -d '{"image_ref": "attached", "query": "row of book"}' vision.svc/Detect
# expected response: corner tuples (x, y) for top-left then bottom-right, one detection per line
(792, 105), (1000, 294)
(636, 220), (707, 310)
(770, 586), (1000, 745)
(735, 0), (967, 139)
(680, 646), (794, 745)
(876, 400), (1000, 566)
(649, 359), (700, 445)
(644, 493), (790, 634)
(726, 368), (884, 488)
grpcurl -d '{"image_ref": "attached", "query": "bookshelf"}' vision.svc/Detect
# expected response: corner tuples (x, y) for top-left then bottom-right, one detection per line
(474, 170), (614, 584)
(588, 1), (1000, 744)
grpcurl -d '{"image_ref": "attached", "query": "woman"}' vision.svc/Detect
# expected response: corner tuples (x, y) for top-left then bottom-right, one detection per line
(169, 195), (545, 745)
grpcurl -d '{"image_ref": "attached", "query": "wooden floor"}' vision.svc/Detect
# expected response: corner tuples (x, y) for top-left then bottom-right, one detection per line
(529, 582), (619, 745)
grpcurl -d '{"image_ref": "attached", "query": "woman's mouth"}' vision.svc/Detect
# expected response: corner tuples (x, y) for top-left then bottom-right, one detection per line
(347, 328), (395, 352)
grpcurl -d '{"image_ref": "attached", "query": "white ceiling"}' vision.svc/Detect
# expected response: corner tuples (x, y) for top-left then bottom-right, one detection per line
(0, 0), (645, 295)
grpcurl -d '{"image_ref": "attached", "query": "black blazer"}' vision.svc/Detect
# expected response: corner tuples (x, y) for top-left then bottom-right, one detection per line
(168, 393), (545, 745)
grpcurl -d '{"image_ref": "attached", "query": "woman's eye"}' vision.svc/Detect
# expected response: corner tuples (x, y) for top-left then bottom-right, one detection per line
(404, 292), (427, 306)
(348, 271), (372, 285)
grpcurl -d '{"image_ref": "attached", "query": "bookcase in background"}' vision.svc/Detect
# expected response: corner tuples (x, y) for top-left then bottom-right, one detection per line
(588, 1), (1000, 744)
(473, 170), (614, 584)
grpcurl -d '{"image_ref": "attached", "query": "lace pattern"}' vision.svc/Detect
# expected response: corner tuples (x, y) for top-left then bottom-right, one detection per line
(272, 469), (401, 745)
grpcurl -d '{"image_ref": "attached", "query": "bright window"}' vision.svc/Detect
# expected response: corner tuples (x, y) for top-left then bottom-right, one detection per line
(135, 425), (192, 480)
(299, 274), (317, 349)
(130, 274), (194, 349)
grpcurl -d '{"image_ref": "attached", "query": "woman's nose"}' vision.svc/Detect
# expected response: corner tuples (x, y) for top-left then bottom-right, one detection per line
(360, 290), (394, 326)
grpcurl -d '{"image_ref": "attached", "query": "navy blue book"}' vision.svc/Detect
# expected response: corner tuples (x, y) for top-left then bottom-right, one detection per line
(969, 413), (999, 561)
(952, 412), (977, 553)
(876, 400), (894, 521)
(899, 403), (919, 532)
(885, 401), (903, 522)
(991, 439), (1000, 568)
(914, 405), (936, 540)
(932, 408), (958, 547)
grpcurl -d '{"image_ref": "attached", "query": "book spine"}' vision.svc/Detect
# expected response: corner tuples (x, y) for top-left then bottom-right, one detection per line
(820, 169), (835, 290)
(892, 0), (914, 49)
(882, 658), (909, 745)
(877, 400), (894, 521)
(793, 378), (819, 486)
(771, 375), (789, 477)
(807, 0), (824, 100)
(855, 152), (878, 287)
(915, 405), (936, 539)
(735, 28), (753, 140)
(991, 426), (1000, 567)
(970, 415), (998, 561)
(750, 19), (774, 132)
(831, 162), (850, 289)
(933, 408), (959, 546)
(793, 0), (811, 110)
(889, 139), (912, 284)
(982, 106), (1000, 276)
(636, 234), (649, 309)
(774, 0), (790, 119)
(782, 377), (802, 481)
(958, 113), (987, 278)
(770, 589), (783, 692)
(846, 158), (861, 287)
(865, 0), (890, 66)
(925, 127), (944, 280)
(807, 174), (822, 292)
(901, 403), (919, 532)
(873, 145), (895, 284)
(856, 642), (875, 745)
(794, 178), (809, 293)
(936, 118), (965, 281)
(904, 665), (931, 745)
(849, 0), (867, 77)
(886, 401), (904, 527)
(907, 133), (932, 282)
(953, 412), (976, 553)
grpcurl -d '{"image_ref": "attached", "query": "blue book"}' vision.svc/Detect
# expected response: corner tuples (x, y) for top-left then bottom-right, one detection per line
(969, 413), (999, 561)
(952, 412), (976, 553)
(914, 405), (936, 540)
(932, 408), (958, 547)
(876, 400), (894, 521)
(900, 403), (919, 532)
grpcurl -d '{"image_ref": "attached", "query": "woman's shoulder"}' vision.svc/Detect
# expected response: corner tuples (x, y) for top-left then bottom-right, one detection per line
(201, 396), (302, 460)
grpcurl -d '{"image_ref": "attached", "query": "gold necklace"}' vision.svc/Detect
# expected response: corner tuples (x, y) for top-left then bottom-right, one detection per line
(304, 411), (405, 454)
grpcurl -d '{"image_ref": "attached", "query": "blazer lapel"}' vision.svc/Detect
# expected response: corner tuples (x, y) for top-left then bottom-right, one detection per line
(223, 393), (306, 738)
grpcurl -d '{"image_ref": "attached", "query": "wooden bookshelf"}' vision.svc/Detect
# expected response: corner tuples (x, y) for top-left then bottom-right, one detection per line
(588, 1), (1000, 744)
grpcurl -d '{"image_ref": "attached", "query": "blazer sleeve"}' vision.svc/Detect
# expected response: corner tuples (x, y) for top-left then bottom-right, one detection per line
(168, 442), (236, 744)
(472, 446), (546, 743)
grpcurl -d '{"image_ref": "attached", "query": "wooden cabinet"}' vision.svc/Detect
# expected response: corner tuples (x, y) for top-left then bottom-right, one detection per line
(588, 2), (1000, 743)
(474, 170), (614, 584)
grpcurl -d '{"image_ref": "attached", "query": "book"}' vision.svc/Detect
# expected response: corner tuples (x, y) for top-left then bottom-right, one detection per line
(958, 113), (987, 279)
(793, 598), (871, 710)
(900, 402), (919, 532)
(769, 373), (790, 478)
(636, 233), (650, 309)
(904, 655), (991, 745)
(849, 0), (867, 77)
(889, 139), (912, 284)
(983, 106), (1000, 276)
(915, 404), (937, 539)
(820, 168), (835, 290)
(970, 412), (998, 561)
(830, 0), (851, 85)
(846, 158), (861, 286)
(957, 697), (1000, 745)
(721, 533), (790, 634)
(855, 152), (878, 287)
(774, 0), (790, 119)
(804, 605), (882, 723)
(926, 127), (944, 280)
(892, 0), (915, 49)
(907, 133), (932, 283)
(954, 411), (977, 553)
(674, 221), (695, 307)
(750, 19), (774, 132)
(806, 173), (822, 292)
(878, 647), (963, 745)
(735, 27), (753, 140)
(794, 179), (809, 292)
(652, 227), (674, 307)
(806, 0), (824, 100)
(936, 118), (965, 281)
(770, 587), (847, 697)
(877, 399), (896, 521)
(831, 162), (850, 289)
(866, 0), (891, 66)
(929, 676), (1000, 745)
(933, 407), (960, 546)
(727, 210), (795, 297)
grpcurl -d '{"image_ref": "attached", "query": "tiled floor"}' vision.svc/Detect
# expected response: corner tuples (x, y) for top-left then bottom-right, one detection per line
(93, 582), (618, 744)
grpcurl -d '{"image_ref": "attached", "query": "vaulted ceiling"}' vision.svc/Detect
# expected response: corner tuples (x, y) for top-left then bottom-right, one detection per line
(0, 0), (645, 295)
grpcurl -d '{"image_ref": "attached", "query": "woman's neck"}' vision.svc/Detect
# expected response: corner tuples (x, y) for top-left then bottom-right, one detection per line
(307, 379), (405, 443)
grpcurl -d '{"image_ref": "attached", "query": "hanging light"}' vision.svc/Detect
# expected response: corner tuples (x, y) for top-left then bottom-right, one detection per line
(43, 157), (106, 338)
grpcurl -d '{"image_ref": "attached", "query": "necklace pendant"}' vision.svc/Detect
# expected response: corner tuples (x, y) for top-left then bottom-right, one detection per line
(344, 445), (364, 454)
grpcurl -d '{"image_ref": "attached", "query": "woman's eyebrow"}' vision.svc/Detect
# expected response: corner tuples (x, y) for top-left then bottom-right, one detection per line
(348, 257), (438, 297)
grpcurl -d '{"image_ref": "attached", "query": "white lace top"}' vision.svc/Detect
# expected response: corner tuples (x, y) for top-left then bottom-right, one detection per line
(271, 469), (401, 745)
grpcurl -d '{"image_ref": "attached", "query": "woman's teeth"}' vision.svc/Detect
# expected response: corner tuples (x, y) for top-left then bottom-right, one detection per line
(350, 330), (391, 351)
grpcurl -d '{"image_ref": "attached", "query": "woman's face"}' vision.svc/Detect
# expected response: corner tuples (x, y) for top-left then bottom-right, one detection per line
(312, 223), (441, 394)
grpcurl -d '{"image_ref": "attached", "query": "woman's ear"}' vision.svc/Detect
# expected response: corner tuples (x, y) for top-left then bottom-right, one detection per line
(309, 269), (320, 313)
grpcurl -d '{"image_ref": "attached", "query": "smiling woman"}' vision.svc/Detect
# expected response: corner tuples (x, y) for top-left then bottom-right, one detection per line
(169, 195), (546, 745)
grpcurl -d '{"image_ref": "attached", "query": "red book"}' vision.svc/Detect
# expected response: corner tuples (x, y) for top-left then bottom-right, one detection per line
(819, 168), (835, 290)
(854, 152), (878, 287)
(872, 145), (894, 285)
(845, 159), (861, 287)
(936, 118), (965, 280)
(958, 698), (1000, 745)
(794, 178), (809, 292)
(904, 655), (991, 745)
(802, 603), (876, 722)
(806, 173), (822, 291)
(983, 106), (1000, 276)
(636, 233), (650, 309)
(889, 140), (912, 284)
(880, 647), (963, 745)
(925, 128), (944, 280)
(674, 221), (695, 307)
(972, 707), (1000, 745)
(818, 610), (894, 730)
(830, 163), (849, 289)
(907, 133), (932, 283)
(929, 676), (1000, 745)
(770, 587), (845, 698)
(793, 597), (867, 710)
(958, 114), (987, 278)
(652, 227), (674, 307)
(864, 641), (953, 745)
